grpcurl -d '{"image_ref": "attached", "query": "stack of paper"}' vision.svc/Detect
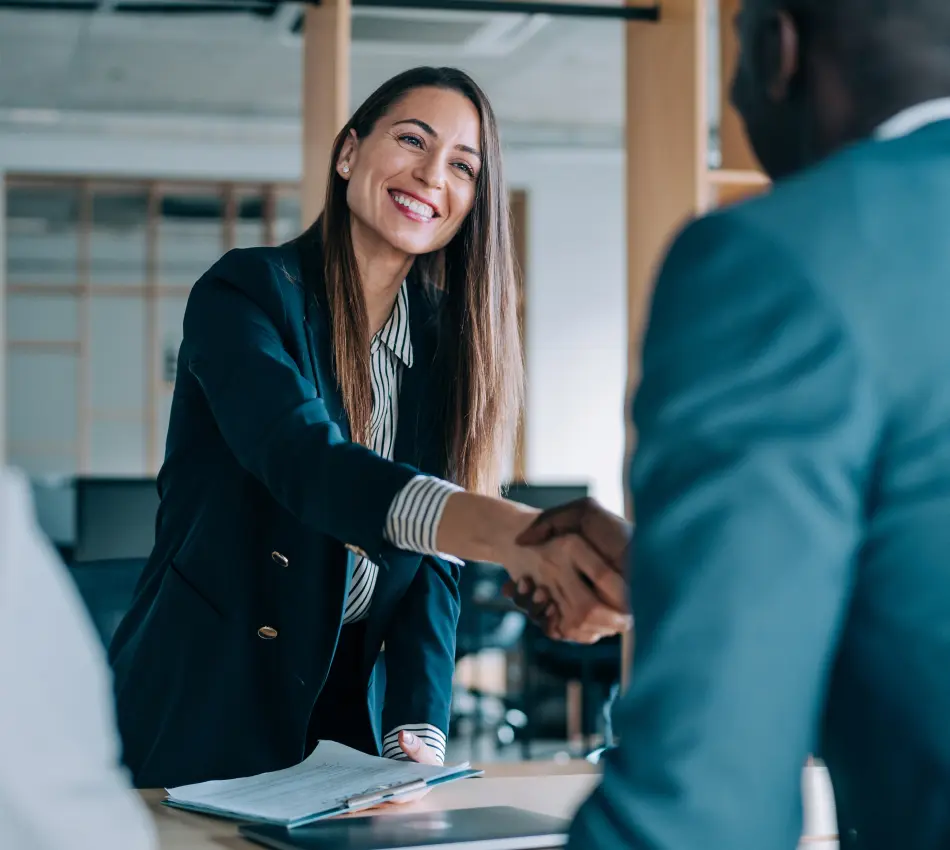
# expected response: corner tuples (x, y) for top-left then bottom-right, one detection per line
(164, 741), (481, 828)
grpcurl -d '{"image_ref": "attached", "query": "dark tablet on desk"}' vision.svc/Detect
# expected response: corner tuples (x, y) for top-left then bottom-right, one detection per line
(239, 806), (569, 850)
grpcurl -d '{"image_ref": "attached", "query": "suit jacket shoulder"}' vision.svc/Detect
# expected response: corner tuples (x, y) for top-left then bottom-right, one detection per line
(194, 244), (307, 332)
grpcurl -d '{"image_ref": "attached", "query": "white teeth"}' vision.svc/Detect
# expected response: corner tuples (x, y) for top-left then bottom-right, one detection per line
(392, 193), (434, 219)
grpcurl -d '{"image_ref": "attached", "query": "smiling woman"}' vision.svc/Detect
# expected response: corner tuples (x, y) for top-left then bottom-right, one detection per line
(305, 69), (513, 492)
(108, 66), (632, 792)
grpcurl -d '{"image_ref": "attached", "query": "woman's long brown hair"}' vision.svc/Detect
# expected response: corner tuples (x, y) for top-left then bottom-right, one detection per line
(296, 67), (523, 496)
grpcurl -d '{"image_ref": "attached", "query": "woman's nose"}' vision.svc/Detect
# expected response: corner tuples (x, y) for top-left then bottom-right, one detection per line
(415, 154), (447, 189)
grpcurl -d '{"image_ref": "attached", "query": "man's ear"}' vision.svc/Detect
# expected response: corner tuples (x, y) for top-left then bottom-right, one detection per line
(336, 128), (359, 180)
(757, 9), (800, 101)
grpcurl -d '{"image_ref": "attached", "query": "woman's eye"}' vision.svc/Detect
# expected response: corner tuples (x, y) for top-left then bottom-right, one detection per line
(399, 134), (424, 148)
(454, 162), (475, 177)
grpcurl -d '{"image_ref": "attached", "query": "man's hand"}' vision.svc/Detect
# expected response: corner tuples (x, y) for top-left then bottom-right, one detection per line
(517, 497), (631, 572)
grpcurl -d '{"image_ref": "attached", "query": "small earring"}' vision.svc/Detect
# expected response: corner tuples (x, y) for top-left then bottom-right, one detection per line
(342, 163), (350, 174)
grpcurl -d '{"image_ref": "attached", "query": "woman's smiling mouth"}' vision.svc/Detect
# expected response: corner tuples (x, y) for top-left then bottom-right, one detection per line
(389, 190), (439, 223)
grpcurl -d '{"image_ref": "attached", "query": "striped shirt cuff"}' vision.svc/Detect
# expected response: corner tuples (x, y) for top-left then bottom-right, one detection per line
(382, 724), (447, 764)
(385, 475), (464, 565)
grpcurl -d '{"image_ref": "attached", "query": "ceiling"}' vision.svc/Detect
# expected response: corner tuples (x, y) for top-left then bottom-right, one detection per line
(0, 2), (660, 148)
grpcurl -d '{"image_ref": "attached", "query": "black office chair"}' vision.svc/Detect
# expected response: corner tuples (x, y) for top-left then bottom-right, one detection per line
(521, 627), (622, 757)
(67, 558), (146, 649)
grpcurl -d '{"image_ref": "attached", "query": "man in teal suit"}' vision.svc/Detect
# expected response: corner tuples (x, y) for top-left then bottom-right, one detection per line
(542, 0), (950, 847)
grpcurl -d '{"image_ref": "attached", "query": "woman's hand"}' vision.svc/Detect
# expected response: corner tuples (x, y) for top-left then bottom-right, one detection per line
(395, 729), (442, 766)
(383, 731), (438, 806)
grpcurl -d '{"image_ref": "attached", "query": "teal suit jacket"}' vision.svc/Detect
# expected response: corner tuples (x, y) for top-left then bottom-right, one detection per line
(570, 119), (950, 849)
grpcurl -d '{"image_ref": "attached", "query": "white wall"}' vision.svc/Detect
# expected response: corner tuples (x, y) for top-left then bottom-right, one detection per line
(0, 121), (627, 512)
(506, 150), (627, 513)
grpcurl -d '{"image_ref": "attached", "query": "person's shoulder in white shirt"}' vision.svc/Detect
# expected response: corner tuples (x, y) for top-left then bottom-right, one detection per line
(0, 467), (156, 850)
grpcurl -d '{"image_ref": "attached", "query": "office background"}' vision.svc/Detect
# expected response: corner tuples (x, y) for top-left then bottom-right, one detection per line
(0, 0), (754, 760)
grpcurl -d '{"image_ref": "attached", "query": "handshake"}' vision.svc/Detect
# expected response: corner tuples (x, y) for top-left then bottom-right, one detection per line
(499, 497), (633, 645)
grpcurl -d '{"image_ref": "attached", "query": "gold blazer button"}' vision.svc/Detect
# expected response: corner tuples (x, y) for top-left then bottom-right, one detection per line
(345, 543), (369, 559)
(271, 551), (289, 568)
(257, 626), (278, 640)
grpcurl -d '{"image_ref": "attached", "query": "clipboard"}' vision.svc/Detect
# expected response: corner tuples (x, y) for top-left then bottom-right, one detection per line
(162, 741), (483, 828)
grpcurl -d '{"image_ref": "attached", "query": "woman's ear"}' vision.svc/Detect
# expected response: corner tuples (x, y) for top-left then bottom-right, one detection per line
(336, 128), (360, 180)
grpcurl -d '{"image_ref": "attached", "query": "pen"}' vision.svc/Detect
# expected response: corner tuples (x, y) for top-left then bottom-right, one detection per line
(345, 779), (428, 808)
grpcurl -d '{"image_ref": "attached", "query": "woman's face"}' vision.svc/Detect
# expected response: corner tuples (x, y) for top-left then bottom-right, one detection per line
(338, 86), (482, 258)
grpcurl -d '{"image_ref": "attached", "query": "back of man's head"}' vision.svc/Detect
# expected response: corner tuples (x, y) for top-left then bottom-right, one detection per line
(797, 0), (950, 94)
(733, 0), (950, 179)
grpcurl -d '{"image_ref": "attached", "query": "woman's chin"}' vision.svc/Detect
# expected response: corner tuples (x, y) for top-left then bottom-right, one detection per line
(378, 228), (443, 259)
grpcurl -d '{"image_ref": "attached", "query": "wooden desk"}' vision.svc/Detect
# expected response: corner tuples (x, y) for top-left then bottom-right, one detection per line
(145, 762), (601, 849)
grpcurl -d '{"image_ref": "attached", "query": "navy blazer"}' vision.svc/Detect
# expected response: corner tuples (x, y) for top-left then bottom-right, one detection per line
(109, 238), (461, 789)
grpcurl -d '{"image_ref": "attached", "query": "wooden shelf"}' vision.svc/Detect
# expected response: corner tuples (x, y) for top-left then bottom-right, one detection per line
(707, 168), (770, 187)
(707, 168), (770, 208)
(8, 339), (81, 353)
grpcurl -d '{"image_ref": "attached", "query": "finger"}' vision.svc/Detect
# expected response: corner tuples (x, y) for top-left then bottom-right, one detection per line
(506, 579), (549, 622)
(398, 730), (442, 765)
(519, 585), (553, 624)
(532, 584), (552, 608)
(576, 602), (632, 636)
(552, 562), (630, 638)
(548, 559), (606, 635)
(514, 499), (590, 546)
(541, 602), (562, 637)
(570, 626), (615, 645)
(581, 507), (633, 567)
(566, 535), (629, 612)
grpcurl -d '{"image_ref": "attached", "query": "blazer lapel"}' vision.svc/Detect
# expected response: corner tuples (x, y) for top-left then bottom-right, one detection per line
(295, 239), (352, 442)
(304, 296), (351, 443)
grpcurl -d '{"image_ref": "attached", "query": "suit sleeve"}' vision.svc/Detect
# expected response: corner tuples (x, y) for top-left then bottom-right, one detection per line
(183, 251), (419, 561)
(380, 555), (461, 762)
(568, 213), (880, 850)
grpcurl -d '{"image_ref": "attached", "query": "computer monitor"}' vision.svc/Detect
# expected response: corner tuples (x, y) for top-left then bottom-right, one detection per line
(501, 482), (590, 512)
(74, 477), (160, 563)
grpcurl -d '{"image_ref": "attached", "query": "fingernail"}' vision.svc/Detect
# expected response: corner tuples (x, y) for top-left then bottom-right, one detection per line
(518, 579), (530, 594)
(403, 731), (415, 745)
(532, 588), (546, 603)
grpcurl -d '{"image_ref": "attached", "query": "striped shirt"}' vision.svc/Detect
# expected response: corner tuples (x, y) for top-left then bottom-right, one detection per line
(343, 280), (462, 765)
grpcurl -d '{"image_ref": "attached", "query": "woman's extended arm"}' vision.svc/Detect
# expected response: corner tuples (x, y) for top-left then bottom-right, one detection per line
(186, 252), (628, 641)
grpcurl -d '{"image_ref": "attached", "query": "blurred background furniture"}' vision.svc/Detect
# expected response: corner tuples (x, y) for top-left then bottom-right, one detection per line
(67, 558), (146, 649)
(75, 477), (159, 562)
(452, 560), (528, 757)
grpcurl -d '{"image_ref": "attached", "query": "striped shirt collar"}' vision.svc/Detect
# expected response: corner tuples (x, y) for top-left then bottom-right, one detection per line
(372, 280), (414, 368)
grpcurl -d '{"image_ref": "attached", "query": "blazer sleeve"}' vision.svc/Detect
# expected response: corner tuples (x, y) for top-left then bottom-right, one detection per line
(568, 213), (880, 850)
(183, 249), (419, 560)
(380, 555), (461, 759)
